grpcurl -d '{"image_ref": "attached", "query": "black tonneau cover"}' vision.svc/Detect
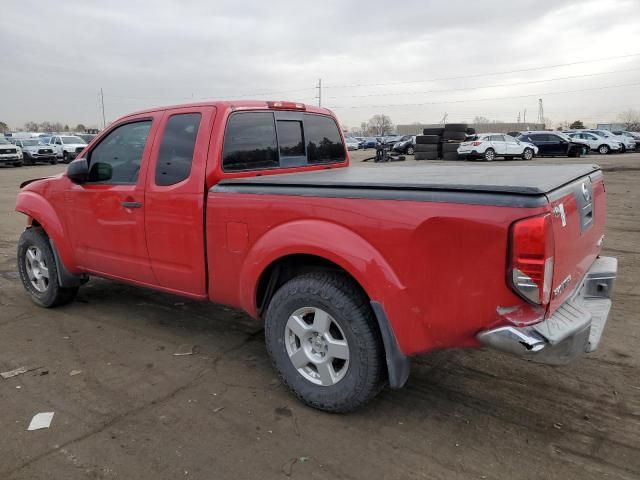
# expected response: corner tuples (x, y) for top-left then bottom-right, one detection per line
(213, 164), (601, 208)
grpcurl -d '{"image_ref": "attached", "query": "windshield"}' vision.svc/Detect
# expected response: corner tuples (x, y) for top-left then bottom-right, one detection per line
(22, 139), (40, 146)
(0, 137), (10, 144)
(61, 136), (86, 144)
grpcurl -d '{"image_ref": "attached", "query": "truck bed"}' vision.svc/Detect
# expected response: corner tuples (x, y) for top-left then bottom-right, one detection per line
(213, 164), (601, 207)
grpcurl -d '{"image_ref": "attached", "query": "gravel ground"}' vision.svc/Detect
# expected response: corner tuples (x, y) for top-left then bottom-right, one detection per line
(0, 152), (638, 480)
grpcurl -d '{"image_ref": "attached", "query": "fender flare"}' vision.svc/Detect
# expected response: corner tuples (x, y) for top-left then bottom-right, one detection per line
(15, 190), (78, 275)
(239, 219), (410, 388)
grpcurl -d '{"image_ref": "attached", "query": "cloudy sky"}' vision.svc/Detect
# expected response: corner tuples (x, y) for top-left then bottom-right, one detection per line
(2, 0), (639, 130)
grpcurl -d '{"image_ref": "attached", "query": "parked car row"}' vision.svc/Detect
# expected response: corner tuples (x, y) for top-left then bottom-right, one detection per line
(1, 133), (95, 167)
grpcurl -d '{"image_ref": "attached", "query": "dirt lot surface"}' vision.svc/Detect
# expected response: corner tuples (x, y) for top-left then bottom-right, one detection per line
(1, 153), (639, 479)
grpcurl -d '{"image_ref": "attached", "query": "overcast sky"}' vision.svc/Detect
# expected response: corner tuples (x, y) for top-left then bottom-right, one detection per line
(2, 0), (639, 130)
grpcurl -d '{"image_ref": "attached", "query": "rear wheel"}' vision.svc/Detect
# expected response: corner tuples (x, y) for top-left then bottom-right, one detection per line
(484, 148), (496, 161)
(17, 227), (78, 308)
(264, 272), (385, 412)
(522, 148), (534, 160)
(62, 151), (69, 163)
(406, 145), (414, 155)
(598, 144), (610, 155)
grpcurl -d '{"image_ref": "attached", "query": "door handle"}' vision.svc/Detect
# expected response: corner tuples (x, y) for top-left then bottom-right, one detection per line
(122, 201), (143, 209)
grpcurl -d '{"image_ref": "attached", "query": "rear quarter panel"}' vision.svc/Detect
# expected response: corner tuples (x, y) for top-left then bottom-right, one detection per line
(206, 192), (549, 355)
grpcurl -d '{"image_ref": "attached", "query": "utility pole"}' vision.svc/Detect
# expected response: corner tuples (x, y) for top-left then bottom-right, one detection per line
(523, 108), (527, 124)
(100, 88), (106, 129)
(316, 78), (322, 107)
(517, 112), (521, 123)
(537, 98), (544, 126)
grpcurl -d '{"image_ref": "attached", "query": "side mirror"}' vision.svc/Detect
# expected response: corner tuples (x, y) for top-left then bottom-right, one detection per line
(66, 158), (89, 184)
(88, 161), (113, 182)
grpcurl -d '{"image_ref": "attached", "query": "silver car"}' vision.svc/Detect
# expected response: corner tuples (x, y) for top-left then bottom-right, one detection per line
(0, 136), (23, 167)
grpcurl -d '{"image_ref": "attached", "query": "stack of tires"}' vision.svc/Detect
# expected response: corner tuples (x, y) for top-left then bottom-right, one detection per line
(441, 124), (472, 161)
(414, 128), (443, 160)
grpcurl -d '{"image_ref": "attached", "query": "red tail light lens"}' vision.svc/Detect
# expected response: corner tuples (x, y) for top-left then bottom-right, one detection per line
(472, 141), (482, 146)
(510, 214), (555, 305)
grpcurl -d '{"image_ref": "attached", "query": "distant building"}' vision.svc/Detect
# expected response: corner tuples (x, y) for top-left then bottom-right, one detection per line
(397, 122), (546, 135)
(595, 123), (625, 131)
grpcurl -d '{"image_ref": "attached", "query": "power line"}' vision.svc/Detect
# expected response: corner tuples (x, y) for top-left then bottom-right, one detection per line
(107, 86), (316, 101)
(323, 52), (640, 89)
(324, 67), (640, 99)
(327, 82), (640, 109)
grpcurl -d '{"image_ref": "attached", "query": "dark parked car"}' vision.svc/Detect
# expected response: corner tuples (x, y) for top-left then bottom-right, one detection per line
(392, 135), (416, 154)
(362, 137), (380, 149)
(517, 132), (584, 157)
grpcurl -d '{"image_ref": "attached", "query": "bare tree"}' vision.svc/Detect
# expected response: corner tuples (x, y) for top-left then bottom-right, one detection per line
(473, 116), (490, 124)
(618, 109), (640, 131)
(367, 114), (394, 136)
(75, 124), (87, 132)
(0, 121), (9, 133)
(24, 121), (39, 132)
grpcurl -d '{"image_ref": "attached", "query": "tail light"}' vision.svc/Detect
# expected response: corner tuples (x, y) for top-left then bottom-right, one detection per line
(509, 214), (554, 306)
(267, 101), (306, 110)
(472, 141), (482, 146)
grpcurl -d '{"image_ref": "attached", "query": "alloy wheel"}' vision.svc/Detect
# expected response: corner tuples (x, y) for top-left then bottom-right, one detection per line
(25, 246), (49, 292)
(284, 307), (350, 386)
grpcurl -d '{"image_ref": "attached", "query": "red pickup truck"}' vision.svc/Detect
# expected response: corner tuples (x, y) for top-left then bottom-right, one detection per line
(15, 101), (617, 412)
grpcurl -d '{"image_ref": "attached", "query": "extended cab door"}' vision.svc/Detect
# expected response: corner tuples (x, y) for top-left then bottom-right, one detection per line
(64, 114), (160, 284)
(143, 106), (215, 297)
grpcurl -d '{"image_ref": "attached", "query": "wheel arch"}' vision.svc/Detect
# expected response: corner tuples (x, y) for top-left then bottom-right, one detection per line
(244, 220), (410, 388)
(15, 190), (77, 274)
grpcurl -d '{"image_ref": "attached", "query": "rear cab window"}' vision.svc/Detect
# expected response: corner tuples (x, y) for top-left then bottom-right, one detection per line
(222, 110), (345, 172)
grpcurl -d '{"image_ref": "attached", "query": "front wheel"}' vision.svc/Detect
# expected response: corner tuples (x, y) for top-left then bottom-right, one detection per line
(17, 227), (78, 308)
(598, 144), (610, 155)
(406, 146), (414, 155)
(62, 151), (69, 163)
(264, 272), (385, 412)
(522, 148), (534, 160)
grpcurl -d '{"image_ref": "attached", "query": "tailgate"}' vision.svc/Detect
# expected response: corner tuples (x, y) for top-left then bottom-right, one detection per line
(547, 170), (606, 313)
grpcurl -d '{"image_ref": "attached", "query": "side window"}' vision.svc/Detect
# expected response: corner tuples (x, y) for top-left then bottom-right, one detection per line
(87, 120), (152, 184)
(222, 112), (278, 171)
(55, 137), (62, 145)
(304, 114), (345, 164)
(155, 113), (201, 186)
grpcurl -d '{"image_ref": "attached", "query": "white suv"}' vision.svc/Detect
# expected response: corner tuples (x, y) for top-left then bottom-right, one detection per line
(49, 135), (88, 163)
(457, 133), (538, 161)
(566, 132), (621, 155)
(586, 130), (635, 152)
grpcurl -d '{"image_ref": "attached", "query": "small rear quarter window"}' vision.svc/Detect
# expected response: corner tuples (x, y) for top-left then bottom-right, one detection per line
(304, 114), (345, 164)
(222, 112), (278, 171)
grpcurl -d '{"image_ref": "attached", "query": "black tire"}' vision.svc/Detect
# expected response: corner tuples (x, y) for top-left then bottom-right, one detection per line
(422, 127), (444, 136)
(24, 155), (35, 166)
(483, 148), (496, 161)
(62, 151), (69, 163)
(443, 131), (467, 141)
(415, 151), (438, 160)
(442, 151), (460, 161)
(442, 142), (461, 153)
(50, 158), (58, 165)
(264, 272), (385, 412)
(620, 144), (626, 153)
(522, 148), (534, 160)
(406, 145), (415, 155)
(14, 161), (23, 167)
(598, 144), (610, 155)
(567, 148), (581, 158)
(415, 135), (440, 144)
(444, 123), (468, 132)
(414, 144), (438, 153)
(17, 227), (79, 308)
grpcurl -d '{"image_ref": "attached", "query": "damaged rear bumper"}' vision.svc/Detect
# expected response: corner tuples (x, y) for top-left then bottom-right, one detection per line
(477, 256), (617, 365)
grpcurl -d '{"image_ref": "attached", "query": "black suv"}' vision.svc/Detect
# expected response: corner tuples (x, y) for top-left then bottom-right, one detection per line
(517, 132), (584, 157)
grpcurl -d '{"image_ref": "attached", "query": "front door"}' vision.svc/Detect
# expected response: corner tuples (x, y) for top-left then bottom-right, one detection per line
(64, 115), (160, 284)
